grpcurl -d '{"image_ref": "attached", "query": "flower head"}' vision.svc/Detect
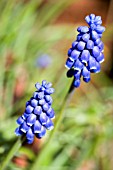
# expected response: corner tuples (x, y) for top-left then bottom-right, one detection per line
(65, 14), (105, 87)
(36, 54), (52, 68)
(15, 80), (55, 144)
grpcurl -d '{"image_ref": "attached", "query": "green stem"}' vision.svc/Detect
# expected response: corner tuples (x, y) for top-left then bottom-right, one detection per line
(0, 137), (25, 170)
(30, 80), (75, 170)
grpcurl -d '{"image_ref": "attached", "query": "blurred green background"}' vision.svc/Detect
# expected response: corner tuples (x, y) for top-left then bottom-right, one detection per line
(0, 0), (113, 170)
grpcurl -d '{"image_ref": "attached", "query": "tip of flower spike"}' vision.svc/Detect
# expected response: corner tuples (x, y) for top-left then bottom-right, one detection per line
(35, 81), (55, 94)
(85, 14), (97, 24)
(85, 14), (105, 31)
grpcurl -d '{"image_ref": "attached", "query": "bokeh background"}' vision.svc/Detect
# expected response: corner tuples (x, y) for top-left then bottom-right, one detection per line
(0, 0), (113, 170)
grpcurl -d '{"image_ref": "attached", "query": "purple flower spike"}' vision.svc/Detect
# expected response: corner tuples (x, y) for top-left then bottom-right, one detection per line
(15, 80), (55, 144)
(65, 14), (105, 88)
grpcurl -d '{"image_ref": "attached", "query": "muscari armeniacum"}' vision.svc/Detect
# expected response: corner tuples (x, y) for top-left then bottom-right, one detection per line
(36, 54), (52, 68)
(65, 14), (105, 87)
(15, 80), (55, 144)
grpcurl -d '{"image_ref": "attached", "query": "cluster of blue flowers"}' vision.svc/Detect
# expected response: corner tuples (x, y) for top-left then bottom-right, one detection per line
(65, 14), (105, 87)
(15, 14), (106, 144)
(15, 80), (55, 144)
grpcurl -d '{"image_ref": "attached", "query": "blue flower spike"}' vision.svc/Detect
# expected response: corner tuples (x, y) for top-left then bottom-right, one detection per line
(65, 14), (105, 88)
(15, 80), (55, 144)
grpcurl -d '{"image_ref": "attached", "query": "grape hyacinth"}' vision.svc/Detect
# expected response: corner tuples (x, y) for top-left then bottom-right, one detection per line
(65, 14), (106, 88)
(36, 54), (52, 68)
(15, 80), (55, 144)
